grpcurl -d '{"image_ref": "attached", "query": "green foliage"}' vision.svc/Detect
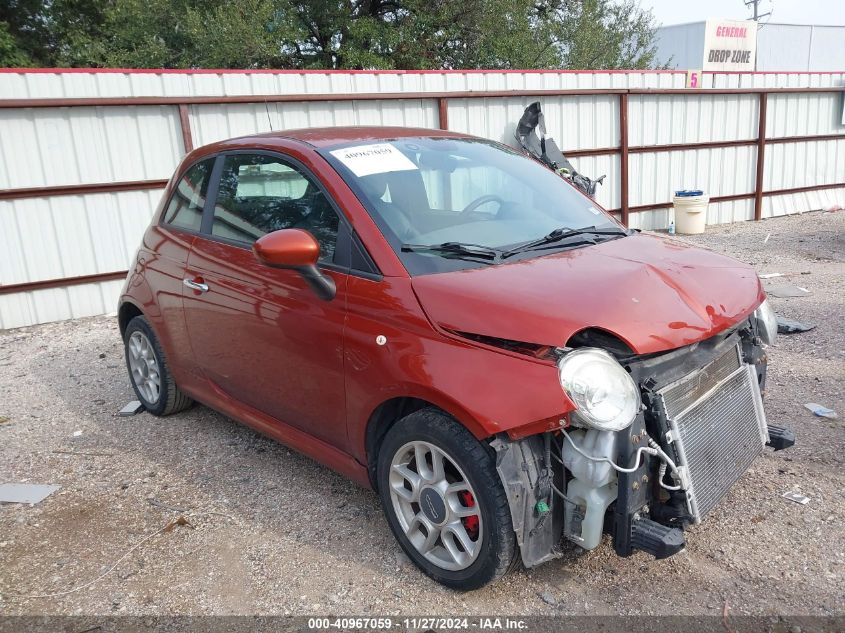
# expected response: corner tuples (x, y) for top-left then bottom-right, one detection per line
(0, 21), (34, 66)
(0, 0), (666, 70)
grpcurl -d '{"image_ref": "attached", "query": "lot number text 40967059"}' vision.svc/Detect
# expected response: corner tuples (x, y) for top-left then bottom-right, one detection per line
(307, 617), (529, 630)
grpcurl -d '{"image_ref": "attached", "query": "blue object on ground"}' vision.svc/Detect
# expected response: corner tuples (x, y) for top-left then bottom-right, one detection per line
(804, 403), (838, 419)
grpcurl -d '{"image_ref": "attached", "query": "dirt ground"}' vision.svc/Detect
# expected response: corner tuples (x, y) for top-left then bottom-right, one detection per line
(0, 210), (843, 618)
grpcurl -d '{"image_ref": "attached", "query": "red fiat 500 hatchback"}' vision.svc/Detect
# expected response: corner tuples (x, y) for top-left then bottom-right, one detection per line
(119, 127), (791, 590)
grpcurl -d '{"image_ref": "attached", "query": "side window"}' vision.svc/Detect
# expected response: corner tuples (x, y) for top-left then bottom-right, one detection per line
(211, 154), (340, 263)
(163, 158), (214, 231)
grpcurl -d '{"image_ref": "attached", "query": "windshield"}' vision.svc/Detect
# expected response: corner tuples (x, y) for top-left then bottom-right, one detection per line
(320, 136), (624, 275)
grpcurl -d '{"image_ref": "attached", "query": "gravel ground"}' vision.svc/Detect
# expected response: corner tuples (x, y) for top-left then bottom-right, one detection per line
(0, 210), (843, 617)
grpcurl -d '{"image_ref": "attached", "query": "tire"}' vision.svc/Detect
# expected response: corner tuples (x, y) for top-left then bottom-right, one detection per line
(377, 408), (518, 590)
(123, 315), (193, 416)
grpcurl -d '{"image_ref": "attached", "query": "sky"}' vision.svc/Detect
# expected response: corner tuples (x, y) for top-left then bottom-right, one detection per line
(636, 0), (845, 27)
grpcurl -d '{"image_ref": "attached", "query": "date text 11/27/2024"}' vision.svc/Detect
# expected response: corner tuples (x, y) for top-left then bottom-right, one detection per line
(307, 617), (528, 630)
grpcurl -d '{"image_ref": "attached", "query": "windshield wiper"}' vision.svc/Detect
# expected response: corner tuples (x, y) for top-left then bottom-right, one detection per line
(401, 241), (501, 263)
(501, 225), (627, 259)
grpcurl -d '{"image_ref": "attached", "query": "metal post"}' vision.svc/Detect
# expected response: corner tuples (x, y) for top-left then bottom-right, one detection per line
(438, 97), (449, 130)
(754, 92), (768, 221)
(619, 93), (630, 227)
(178, 104), (194, 153)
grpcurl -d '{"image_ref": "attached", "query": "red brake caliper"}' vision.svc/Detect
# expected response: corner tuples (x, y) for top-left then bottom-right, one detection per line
(459, 490), (480, 539)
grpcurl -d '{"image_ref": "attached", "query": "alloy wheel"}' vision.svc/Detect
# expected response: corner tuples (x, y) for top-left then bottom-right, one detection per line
(127, 331), (161, 404)
(388, 441), (483, 571)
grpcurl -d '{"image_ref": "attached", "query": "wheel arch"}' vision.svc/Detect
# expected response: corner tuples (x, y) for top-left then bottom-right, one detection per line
(118, 300), (144, 337)
(363, 394), (490, 490)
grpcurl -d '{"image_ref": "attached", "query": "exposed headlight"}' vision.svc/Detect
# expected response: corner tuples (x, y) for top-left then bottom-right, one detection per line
(753, 298), (777, 345)
(557, 348), (640, 431)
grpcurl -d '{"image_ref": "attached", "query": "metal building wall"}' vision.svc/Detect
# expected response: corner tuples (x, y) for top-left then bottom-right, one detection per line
(656, 22), (845, 73)
(1, 69), (843, 329)
(757, 24), (845, 72)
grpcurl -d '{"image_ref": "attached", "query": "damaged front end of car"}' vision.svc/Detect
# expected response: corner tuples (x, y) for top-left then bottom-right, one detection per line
(492, 301), (795, 567)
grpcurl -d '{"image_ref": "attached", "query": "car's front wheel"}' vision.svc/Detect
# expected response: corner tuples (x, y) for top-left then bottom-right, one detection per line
(377, 409), (518, 590)
(123, 315), (193, 416)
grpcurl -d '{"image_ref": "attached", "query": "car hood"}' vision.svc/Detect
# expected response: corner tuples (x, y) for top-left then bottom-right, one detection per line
(411, 233), (764, 355)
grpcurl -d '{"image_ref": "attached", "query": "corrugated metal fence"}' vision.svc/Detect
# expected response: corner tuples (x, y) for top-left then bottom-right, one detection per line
(1, 69), (844, 329)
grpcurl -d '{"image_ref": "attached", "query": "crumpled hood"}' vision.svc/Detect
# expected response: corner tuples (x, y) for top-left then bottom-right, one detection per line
(411, 233), (764, 355)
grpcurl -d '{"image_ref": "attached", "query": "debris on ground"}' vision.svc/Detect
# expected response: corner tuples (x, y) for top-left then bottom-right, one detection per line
(758, 272), (783, 279)
(147, 497), (189, 512)
(163, 515), (194, 532)
(3, 515), (194, 601)
(52, 449), (115, 457)
(0, 415), (10, 424)
(0, 483), (61, 505)
(804, 403), (838, 419)
(119, 401), (144, 417)
(782, 491), (811, 505)
(776, 316), (817, 334)
(766, 285), (811, 298)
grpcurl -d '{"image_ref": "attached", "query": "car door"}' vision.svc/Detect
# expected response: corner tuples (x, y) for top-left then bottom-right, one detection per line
(143, 157), (215, 389)
(182, 151), (350, 449)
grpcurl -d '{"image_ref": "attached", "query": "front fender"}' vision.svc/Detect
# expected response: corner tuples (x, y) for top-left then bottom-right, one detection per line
(344, 276), (572, 464)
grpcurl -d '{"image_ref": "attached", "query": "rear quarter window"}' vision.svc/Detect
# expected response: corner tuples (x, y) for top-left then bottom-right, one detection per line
(162, 158), (214, 232)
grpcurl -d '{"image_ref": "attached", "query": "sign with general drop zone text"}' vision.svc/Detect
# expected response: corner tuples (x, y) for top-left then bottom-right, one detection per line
(702, 19), (757, 71)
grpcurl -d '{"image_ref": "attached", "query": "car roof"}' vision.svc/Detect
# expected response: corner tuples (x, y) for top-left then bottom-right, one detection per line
(236, 126), (474, 148)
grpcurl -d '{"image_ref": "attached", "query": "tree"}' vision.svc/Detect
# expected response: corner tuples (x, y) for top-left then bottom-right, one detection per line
(0, 0), (665, 70)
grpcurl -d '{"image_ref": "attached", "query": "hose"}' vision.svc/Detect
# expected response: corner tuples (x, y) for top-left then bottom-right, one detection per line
(559, 428), (685, 490)
(560, 428), (659, 474)
(658, 462), (682, 491)
(647, 437), (683, 491)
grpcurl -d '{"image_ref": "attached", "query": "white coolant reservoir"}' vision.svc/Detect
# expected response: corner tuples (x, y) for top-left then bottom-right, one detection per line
(562, 428), (620, 549)
(565, 478), (618, 550)
(562, 428), (618, 488)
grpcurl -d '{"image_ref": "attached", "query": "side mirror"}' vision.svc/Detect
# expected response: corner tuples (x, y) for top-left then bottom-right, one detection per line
(253, 229), (336, 301)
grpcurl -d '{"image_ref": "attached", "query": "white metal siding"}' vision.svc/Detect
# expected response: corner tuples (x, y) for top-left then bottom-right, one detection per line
(189, 99), (439, 147)
(1, 69), (844, 329)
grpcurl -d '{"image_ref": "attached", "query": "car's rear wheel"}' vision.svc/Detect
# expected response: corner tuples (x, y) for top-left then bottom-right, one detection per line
(377, 408), (517, 590)
(123, 315), (193, 416)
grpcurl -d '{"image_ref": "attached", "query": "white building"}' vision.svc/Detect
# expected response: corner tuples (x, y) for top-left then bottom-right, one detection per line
(656, 21), (845, 72)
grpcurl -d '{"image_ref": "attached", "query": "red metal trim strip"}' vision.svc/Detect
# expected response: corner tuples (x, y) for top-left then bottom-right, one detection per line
(2, 87), (842, 109)
(0, 270), (128, 295)
(0, 67), (688, 75)
(766, 133), (845, 145)
(0, 89), (621, 109)
(626, 183), (845, 214)
(764, 182), (845, 197)
(564, 147), (619, 158)
(628, 193), (756, 213)
(0, 179), (168, 201)
(703, 70), (845, 75)
(628, 134), (845, 154)
(629, 139), (757, 153)
(178, 104), (193, 153)
(4, 67), (841, 76)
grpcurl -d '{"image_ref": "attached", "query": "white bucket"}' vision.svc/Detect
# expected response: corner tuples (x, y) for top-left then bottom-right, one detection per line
(672, 191), (709, 235)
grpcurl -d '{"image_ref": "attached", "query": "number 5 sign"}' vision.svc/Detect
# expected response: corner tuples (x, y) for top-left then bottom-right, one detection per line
(686, 70), (702, 89)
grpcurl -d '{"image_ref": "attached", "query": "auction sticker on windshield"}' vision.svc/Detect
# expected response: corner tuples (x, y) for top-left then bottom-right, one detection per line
(330, 143), (418, 177)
